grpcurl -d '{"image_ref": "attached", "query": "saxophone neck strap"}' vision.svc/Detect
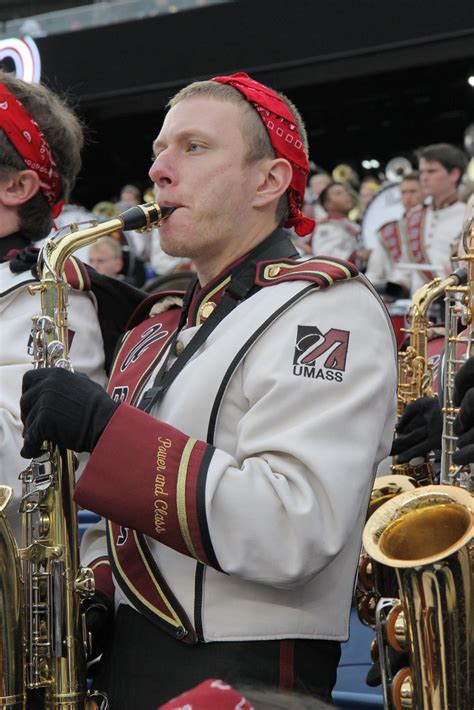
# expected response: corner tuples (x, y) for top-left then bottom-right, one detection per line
(138, 229), (298, 413)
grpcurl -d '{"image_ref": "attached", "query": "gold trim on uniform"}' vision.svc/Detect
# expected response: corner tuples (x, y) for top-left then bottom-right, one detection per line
(263, 259), (353, 282)
(199, 301), (217, 322)
(108, 521), (185, 628)
(195, 276), (231, 324)
(176, 438), (202, 561)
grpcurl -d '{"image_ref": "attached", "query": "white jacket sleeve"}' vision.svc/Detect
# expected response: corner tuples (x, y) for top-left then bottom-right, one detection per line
(205, 278), (397, 587)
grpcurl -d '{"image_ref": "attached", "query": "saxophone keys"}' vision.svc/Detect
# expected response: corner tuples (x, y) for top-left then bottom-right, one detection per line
(391, 666), (413, 709)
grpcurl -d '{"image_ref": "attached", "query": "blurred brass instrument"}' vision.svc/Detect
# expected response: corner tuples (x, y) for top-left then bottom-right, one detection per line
(385, 157), (413, 183)
(332, 163), (358, 185)
(0, 203), (172, 709)
(440, 208), (474, 490)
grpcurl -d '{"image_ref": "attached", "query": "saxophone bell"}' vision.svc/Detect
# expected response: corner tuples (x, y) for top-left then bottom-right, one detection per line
(363, 485), (474, 710)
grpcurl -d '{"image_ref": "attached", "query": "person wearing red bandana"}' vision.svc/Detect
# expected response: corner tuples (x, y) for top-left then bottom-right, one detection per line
(0, 69), (144, 569)
(21, 73), (397, 708)
(391, 143), (468, 296)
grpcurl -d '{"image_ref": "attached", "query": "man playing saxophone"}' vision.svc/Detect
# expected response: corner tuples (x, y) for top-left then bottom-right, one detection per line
(19, 72), (397, 708)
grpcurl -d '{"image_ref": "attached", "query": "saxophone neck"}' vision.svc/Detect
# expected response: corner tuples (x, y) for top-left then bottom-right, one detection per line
(38, 202), (170, 280)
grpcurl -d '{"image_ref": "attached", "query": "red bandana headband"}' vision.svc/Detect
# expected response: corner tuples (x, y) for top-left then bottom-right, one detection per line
(159, 678), (254, 709)
(212, 72), (315, 237)
(0, 83), (63, 218)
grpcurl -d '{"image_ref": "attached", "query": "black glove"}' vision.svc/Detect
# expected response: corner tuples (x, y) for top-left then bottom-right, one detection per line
(9, 245), (39, 274)
(365, 647), (409, 687)
(453, 355), (474, 408)
(390, 396), (442, 464)
(20, 368), (119, 459)
(450, 357), (474, 465)
(452, 389), (474, 465)
(82, 590), (114, 662)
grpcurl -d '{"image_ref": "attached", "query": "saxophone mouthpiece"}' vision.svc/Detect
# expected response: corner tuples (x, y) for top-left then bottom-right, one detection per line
(159, 205), (176, 220)
(119, 202), (175, 232)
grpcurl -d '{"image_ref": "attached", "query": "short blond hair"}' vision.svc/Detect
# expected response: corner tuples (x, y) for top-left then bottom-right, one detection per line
(167, 80), (308, 225)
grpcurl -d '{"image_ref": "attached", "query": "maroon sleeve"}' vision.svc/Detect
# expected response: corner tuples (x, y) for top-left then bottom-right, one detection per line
(74, 403), (220, 570)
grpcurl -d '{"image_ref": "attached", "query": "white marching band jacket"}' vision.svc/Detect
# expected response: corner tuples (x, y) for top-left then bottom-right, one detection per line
(77, 252), (397, 645)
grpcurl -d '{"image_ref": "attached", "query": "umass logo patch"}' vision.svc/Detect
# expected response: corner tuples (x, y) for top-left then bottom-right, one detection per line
(293, 325), (350, 382)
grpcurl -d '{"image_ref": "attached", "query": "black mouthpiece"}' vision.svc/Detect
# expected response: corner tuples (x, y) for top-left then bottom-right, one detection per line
(119, 202), (174, 231)
(159, 205), (176, 220)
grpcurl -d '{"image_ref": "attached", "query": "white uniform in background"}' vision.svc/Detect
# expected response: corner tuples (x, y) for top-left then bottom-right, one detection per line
(391, 200), (465, 295)
(311, 214), (361, 261)
(0, 261), (105, 542)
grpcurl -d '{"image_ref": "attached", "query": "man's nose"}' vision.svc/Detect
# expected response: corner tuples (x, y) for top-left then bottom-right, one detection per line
(149, 152), (174, 186)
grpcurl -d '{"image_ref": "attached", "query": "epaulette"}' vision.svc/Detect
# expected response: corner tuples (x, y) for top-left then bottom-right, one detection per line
(127, 289), (185, 330)
(256, 256), (358, 289)
(63, 256), (91, 291)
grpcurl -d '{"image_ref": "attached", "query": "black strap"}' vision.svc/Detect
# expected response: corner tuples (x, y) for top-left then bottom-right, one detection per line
(138, 229), (298, 413)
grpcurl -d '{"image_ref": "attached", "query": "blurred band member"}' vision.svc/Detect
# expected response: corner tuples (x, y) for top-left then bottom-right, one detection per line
(365, 172), (422, 295)
(391, 143), (467, 295)
(89, 236), (124, 278)
(311, 181), (362, 262)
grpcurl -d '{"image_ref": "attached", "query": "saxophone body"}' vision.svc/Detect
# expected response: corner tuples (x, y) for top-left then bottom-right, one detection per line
(0, 203), (170, 709)
(356, 269), (467, 628)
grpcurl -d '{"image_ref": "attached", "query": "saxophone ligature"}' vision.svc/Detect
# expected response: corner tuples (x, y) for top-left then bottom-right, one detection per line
(0, 203), (172, 709)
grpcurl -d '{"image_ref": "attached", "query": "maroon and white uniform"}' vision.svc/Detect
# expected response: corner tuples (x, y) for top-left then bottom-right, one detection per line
(365, 210), (413, 286)
(391, 197), (465, 295)
(311, 212), (361, 262)
(77, 254), (396, 645)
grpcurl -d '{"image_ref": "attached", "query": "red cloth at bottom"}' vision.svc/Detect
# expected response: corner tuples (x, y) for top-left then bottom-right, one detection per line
(159, 678), (253, 709)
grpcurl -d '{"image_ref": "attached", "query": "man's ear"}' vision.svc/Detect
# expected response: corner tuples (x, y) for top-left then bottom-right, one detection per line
(252, 158), (292, 209)
(0, 169), (41, 207)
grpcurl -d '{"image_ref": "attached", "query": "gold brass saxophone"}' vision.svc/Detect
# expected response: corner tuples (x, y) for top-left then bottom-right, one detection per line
(440, 208), (474, 491)
(363, 485), (474, 709)
(0, 202), (172, 709)
(359, 211), (474, 708)
(393, 267), (466, 484)
(356, 268), (468, 628)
